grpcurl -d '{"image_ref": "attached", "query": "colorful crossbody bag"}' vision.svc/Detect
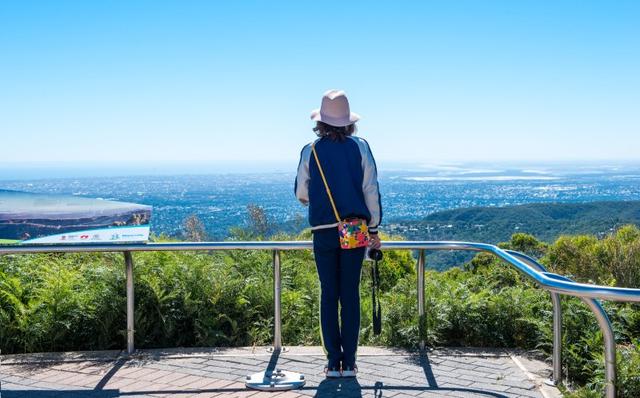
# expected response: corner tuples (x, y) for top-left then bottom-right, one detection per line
(311, 143), (370, 249)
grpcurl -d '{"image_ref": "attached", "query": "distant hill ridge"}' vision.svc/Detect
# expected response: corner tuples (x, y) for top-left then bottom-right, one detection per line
(383, 200), (640, 270)
(392, 200), (640, 243)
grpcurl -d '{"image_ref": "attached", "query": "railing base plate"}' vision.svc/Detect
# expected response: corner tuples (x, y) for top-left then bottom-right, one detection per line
(245, 369), (305, 391)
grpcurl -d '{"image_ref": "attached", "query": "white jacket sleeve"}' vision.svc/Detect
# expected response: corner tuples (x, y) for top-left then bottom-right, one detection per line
(294, 144), (312, 206)
(356, 138), (382, 233)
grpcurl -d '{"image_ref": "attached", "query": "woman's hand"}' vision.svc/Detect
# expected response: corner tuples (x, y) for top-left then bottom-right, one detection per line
(369, 234), (381, 249)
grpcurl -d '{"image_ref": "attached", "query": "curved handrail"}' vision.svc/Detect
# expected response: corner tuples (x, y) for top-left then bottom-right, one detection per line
(505, 250), (564, 386)
(504, 250), (549, 273)
(505, 250), (618, 395)
(3, 240), (640, 303)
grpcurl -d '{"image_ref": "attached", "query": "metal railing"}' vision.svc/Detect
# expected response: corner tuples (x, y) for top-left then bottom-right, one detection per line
(2, 240), (640, 397)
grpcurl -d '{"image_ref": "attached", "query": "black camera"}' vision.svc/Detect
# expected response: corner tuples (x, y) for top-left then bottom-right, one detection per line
(367, 248), (383, 261)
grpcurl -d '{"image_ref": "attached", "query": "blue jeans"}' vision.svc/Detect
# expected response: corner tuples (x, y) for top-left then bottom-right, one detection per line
(313, 227), (366, 369)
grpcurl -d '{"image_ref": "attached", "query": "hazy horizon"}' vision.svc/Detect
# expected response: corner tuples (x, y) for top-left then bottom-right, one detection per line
(1, 159), (640, 181)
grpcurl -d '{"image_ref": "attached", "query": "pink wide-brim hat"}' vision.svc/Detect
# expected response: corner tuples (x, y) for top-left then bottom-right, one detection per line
(310, 89), (360, 127)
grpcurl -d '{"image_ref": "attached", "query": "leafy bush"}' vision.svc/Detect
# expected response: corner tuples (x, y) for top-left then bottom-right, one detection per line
(548, 225), (640, 287)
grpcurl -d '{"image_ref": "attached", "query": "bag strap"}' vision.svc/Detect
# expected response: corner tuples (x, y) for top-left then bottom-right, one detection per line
(372, 258), (382, 335)
(311, 142), (341, 223)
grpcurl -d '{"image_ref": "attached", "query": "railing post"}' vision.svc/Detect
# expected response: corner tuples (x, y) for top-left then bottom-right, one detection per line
(550, 293), (562, 385)
(273, 249), (282, 351)
(246, 248), (305, 391)
(503, 250), (564, 386)
(582, 298), (616, 398)
(417, 249), (426, 350)
(124, 251), (135, 355)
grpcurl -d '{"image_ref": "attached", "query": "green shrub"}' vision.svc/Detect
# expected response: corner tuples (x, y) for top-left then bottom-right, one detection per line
(548, 225), (640, 287)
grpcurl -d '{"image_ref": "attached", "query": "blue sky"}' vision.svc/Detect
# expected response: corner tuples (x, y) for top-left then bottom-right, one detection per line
(1, 1), (639, 170)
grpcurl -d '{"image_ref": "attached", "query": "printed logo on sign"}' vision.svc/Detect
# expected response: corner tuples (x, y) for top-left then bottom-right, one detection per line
(19, 225), (149, 244)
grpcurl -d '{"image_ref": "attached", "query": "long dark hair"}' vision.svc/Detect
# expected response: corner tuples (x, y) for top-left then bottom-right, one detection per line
(313, 121), (355, 142)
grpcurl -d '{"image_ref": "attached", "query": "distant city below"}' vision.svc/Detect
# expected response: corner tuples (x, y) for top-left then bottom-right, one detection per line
(1, 162), (639, 239)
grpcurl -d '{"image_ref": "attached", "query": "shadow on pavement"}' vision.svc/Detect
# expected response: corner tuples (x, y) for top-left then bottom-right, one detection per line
(2, 386), (248, 397)
(417, 350), (438, 387)
(314, 378), (363, 397)
(2, 392), (120, 397)
(94, 357), (127, 391)
(361, 384), (510, 397)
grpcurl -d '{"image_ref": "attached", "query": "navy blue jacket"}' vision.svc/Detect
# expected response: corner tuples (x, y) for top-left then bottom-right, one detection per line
(294, 136), (382, 233)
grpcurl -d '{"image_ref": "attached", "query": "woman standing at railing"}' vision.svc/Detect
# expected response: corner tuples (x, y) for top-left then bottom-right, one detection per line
(295, 89), (382, 378)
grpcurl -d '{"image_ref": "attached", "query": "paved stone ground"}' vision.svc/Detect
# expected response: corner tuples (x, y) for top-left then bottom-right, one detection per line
(0, 347), (562, 398)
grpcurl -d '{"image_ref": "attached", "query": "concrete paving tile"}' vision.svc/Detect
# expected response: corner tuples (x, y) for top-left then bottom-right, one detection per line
(505, 386), (544, 397)
(103, 375), (140, 389)
(75, 364), (112, 375)
(135, 368), (176, 382)
(39, 371), (84, 386)
(443, 390), (496, 398)
(169, 374), (208, 387)
(416, 391), (450, 397)
(466, 381), (511, 392)
(119, 379), (161, 392)
(63, 373), (105, 388)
